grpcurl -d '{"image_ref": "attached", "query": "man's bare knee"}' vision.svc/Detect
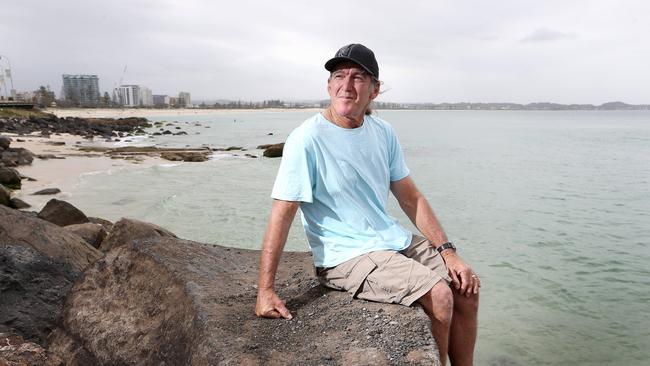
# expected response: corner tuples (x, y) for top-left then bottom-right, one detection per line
(419, 281), (453, 324)
(453, 289), (479, 315)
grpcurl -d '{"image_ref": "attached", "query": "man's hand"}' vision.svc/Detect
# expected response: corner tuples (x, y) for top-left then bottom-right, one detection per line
(255, 288), (293, 319)
(442, 251), (480, 297)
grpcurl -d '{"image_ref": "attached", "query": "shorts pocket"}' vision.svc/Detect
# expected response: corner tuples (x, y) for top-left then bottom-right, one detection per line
(318, 255), (377, 296)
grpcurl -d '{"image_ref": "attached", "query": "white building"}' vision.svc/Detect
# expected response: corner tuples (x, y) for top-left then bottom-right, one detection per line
(113, 85), (153, 107)
(178, 92), (191, 108)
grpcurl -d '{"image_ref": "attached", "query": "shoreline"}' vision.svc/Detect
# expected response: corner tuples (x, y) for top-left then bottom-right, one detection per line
(7, 133), (167, 211)
(45, 107), (322, 119)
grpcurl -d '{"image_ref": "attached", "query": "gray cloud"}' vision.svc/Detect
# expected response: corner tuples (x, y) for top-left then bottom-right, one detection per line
(2, 0), (649, 104)
(520, 28), (577, 43)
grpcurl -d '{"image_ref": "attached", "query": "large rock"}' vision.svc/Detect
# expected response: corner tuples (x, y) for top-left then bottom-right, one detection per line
(261, 142), (285, 158)
(0, 167), (21, 189)
(0, 184), (10, 207)
(0, 245), (78, 345)
(0, 205), (101, 272)
(0, 135), (11, 149)
(64, 223), (108, 249)
(0, 333), (64, 366)
(38, 199), (89, 226)
(1, 147), (34, 166)
(49, 238), (439, 365)
(98, 217), (177, 252)
(10, 197), (31, 209)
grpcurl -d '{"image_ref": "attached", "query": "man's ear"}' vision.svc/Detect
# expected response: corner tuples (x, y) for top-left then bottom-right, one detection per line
(370, 81), (380, 100)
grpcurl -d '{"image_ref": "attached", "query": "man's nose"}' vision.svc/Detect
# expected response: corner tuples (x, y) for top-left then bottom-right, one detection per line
(342, 75), (355, 90)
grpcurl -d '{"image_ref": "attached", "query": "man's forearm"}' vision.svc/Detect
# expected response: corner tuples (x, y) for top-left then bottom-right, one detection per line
(407, 194), (449, 248)
(257, 200), (300, 290)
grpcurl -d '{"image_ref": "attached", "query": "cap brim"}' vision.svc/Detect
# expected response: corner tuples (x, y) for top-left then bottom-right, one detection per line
(324, 57), (376, 76)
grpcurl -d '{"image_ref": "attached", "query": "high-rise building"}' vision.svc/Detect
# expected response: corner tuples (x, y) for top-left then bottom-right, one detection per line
(178, 92), (191, 108)
(61, 74), (100, 106)
(114, 85), (154, 107)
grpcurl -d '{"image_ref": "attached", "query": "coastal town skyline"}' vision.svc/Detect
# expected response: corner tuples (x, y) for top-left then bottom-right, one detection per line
(3, 0), (649, 104)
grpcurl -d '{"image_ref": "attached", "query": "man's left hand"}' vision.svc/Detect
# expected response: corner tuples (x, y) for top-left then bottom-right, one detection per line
(441, 251), (480, 297)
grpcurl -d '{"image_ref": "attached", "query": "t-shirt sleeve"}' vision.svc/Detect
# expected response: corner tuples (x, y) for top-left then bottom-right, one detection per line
(388, 126), (410, 182)
(271, 129), (314, 203)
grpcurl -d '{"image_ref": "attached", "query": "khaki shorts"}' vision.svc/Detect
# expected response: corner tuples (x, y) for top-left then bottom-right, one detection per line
(317, 235), (452, 306)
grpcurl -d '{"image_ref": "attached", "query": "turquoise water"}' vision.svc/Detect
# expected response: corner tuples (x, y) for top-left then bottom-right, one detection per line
(68, 110), (650, 365)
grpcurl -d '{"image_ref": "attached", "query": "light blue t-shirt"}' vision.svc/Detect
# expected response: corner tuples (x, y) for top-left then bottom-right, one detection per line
(271, 113), (412, 267)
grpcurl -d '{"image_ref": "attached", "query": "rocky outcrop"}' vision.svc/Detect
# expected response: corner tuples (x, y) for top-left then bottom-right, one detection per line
(0, 333), (64, 366)
(0, 245), (78, 345)
(0, 205), (101, 272)
(37, 199), (89, 226)
(0, 114), (151, 138)
(259, 142), (285, 158)
(64, 223), (108, 249)
(49, 238), (440, 365)
(160, 151), (211, 162)
(98, 217), (177, 252)
(0, 167), (22, 189)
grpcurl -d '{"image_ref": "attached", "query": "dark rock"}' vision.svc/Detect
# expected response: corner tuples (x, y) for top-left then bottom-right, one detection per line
(0, 135), (11, 149)
(160, 151), (210, 162)
(175, 126), (181, 129)
(37, 154), (66, 160)
(0, 167), (21, 189)
(0, 184), (10, 206)
(0, 245), (78, 346)
(10, 197), (31, 209)
(2, 147), (35, 166)
(226, 146), (243, 151)
(174, 131), (188, 135)
(162, 130), (173, 135)
(49, 238), (439, 365)
(267, 132), (274, 135)
(64, 223), (108, 249)
(45, 141), (66, 146)
(152, 132), (162, 136)
(99, 217), (177, 252)
(0, 332), (64, 365)
(0, 205), (101, 271)
(37, 199), (89, 226)
(32, 188), (61, 195)
(262, 143), (285, 158)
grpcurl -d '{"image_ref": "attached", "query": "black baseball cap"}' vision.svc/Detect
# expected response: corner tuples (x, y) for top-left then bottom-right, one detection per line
(324, 43), (379, 79)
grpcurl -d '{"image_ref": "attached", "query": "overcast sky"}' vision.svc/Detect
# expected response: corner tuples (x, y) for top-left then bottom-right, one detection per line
(2, 0), (649, 104)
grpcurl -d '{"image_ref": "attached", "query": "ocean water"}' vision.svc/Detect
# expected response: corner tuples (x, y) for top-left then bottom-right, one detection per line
(67, 110), (650, 365)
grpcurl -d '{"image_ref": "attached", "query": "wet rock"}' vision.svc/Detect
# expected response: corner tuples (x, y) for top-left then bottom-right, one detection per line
(98, 217), (177, 252)
(0, 205), (101, 272)
(49, 237), (439, 365)
(32, 188), (61, 195)
(0, 167), (22, 190)
(0, 333), (64, 366)
(37, 199), (89, 226)
(162, 130), (173, 135)
(64, 223), (108, 249)
(160, 151), (210, 162)
(0, 245), (78, 345)
(261, 143), (285, 158)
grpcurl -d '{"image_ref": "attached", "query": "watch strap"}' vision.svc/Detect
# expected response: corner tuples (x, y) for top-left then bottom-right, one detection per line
(436, 241), (456, 254)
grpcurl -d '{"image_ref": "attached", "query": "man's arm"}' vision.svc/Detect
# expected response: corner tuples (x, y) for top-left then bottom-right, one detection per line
(390, 176), (480, 296)
(255, 199), (300, 319)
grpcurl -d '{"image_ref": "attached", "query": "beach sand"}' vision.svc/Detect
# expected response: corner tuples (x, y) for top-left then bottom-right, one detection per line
(45, 107), (319, 119)
(9, 133), (166, 211)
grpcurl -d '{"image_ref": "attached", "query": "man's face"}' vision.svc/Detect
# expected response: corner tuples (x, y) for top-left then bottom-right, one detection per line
(327, 62), (379, 121)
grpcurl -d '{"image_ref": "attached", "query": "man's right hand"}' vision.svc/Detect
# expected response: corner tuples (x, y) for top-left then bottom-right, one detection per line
(255, 288), (293, 319)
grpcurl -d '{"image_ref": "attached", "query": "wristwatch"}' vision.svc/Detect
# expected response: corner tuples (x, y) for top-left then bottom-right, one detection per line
(436, 241), (456, 254)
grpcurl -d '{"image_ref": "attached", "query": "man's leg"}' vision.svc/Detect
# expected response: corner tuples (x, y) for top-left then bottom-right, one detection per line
(417, 281), (454, 366)
(448, 289), (479, 366)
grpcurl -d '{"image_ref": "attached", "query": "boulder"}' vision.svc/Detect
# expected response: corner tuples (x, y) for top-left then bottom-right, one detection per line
(88, 216), (114, 232)
(0, 184), (10, 207)
(262, 143), (285, 158)
(0, 167), (22, 189)
(49, 237), (439, 365)
(98, 217), (177, 252)
(64, 223), (108, 249)
(10, 197), (31, 209)
(38, 199), (89, 226)
(0, 135), (11, 149)
(32, 188), (61, 195)
(0, 205), (101, 271)
(0, 245), (78, 345)
(0, 333), (64, 366)
(1, 147), (34, 166)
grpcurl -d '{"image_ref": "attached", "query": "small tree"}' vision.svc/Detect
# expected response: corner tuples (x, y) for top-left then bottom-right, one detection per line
(35, 85), (56, 107)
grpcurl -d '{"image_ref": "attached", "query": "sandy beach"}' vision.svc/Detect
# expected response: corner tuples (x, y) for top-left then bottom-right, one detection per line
(8, 133), (166, 211)
(45, 107), (320, 119)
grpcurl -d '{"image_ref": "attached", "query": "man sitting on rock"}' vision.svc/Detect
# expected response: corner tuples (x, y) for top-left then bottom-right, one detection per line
(256, 43), (480, 365)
